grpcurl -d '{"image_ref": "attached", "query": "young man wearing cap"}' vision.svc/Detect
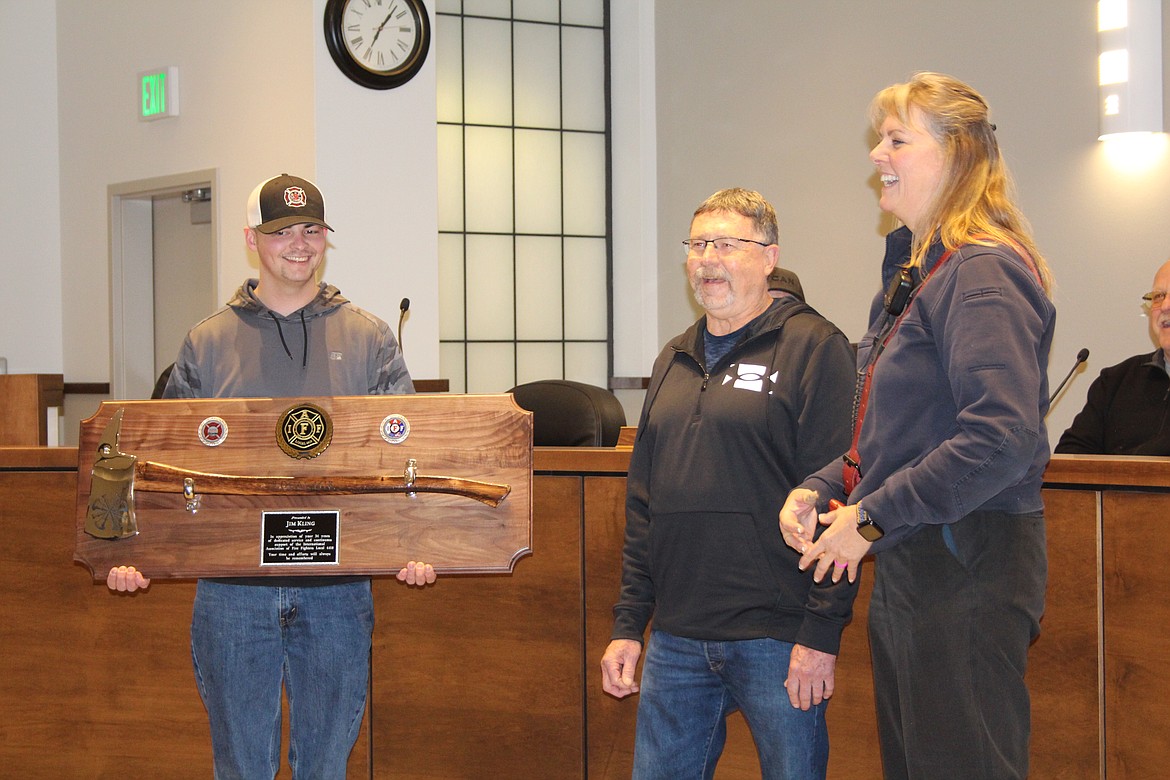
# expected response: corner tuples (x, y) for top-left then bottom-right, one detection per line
(108, 173), (434, 779)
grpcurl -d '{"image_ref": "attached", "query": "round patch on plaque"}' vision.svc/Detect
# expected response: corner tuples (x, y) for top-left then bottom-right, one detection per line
(277, 403), (333, 459)
(198, 416), (229, 447)
(380, 414), (410, 444)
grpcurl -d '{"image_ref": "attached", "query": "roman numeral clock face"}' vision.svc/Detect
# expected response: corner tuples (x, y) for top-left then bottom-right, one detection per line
(323, 0), (431, 90)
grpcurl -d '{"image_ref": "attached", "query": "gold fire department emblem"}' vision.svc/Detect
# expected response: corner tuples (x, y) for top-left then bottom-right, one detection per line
(276, 403), (333, 459)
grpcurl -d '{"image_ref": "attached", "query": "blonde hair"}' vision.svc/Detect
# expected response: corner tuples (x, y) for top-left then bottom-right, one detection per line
(869, 72), (1052, 295)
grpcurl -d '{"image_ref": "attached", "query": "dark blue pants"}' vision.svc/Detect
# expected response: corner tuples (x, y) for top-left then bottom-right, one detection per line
(868, 510), (1046, 780)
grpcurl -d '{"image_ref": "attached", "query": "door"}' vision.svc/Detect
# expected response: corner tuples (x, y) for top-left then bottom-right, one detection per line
(109, 169), (217, 399)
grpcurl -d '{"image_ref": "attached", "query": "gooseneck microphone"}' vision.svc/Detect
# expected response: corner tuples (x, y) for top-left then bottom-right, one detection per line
(397, 297), (410, 354)
(1048, 348), (1089, 407)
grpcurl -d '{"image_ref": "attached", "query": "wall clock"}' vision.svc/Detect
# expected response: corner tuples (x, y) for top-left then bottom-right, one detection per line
(323, 0), (431, 90)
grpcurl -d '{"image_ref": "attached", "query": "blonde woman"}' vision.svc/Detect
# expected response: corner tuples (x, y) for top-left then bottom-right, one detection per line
(781, 73), (1055, 779)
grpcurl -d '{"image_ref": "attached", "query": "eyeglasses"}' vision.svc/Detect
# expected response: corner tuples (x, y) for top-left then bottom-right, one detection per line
(683, 237), (772, 257)
(1141, 290), (1169, 308)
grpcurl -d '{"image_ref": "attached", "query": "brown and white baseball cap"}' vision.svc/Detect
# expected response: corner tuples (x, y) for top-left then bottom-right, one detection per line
(246, 173), (333, 234)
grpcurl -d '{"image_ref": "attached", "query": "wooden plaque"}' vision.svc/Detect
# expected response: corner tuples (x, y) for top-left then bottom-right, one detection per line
(74, 395), (532, 580)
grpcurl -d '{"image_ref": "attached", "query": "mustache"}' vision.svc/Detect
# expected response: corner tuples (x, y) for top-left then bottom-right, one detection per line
(691, 269), (729, 283)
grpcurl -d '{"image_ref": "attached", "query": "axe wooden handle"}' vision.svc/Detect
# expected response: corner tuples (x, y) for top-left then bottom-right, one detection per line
(135, 461), (511, 507)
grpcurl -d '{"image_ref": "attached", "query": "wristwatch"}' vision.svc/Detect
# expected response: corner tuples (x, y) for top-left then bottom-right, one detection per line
(856, 502), (885, 542)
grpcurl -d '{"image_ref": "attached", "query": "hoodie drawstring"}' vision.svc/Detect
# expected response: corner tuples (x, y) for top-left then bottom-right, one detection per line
(299, 310), (308, 367)
(269, 310), (309, 368)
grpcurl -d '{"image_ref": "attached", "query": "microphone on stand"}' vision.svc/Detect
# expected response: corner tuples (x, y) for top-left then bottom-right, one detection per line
(397, 297), (410, 354)
(1048, 347), (1089, 407)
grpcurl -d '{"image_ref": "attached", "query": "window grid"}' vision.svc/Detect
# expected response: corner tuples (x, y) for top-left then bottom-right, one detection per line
(437, 0), (612, 394)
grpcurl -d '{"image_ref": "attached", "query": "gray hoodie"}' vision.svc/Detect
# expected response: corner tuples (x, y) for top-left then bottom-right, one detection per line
(164, 279), (413, 399)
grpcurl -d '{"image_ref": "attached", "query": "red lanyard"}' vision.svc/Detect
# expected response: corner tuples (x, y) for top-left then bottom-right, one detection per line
(842, 247), (956, 496)
(840, 237), (1041, 496)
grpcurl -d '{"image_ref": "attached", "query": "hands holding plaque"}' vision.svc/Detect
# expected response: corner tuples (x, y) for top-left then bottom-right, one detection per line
(75, 395), (533, 580)
(106, 560), (437, 591)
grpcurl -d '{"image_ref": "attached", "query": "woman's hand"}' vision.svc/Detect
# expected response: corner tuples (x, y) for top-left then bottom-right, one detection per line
(797, 502), (872, 584)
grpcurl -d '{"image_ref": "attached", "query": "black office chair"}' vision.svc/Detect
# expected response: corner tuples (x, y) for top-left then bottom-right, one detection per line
(508, 379), (627, 447)
(151, 363), (175, 399)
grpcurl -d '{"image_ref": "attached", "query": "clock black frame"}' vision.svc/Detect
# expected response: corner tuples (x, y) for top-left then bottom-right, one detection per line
(323, 0), (431, 90)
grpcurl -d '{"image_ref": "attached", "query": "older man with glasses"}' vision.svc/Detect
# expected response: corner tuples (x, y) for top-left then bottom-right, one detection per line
(600, 188), (857, 779)
(1056, 258), (1170, 455)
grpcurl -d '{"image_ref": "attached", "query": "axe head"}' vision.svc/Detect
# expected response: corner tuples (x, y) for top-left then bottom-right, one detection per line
(84, 409), (139, 540)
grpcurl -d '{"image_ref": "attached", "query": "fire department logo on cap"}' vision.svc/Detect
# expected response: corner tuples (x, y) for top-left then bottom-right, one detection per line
(247, 173), (333, 234)
(284, 187), (307, 208)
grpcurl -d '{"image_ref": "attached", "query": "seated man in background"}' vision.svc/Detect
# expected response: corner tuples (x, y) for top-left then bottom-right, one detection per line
(1056, 258), (1170, 454)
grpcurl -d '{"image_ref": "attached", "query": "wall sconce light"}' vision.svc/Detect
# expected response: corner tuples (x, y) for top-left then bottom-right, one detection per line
(1098, 0), (1163, 139)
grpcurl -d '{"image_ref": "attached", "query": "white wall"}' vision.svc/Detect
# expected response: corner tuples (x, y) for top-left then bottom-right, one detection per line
(610, 0), (659, 422)
(313, 0), (439, 380)
(56, 1), (319, 389)
(0, 1), (63, 374)
(654, 0), (1170, 447)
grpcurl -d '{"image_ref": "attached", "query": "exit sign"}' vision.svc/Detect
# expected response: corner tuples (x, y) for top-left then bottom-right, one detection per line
(139, 67), (179, 121)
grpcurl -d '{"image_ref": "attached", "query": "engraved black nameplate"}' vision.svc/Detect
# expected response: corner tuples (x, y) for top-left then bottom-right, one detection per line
(261, 510), (340, 566)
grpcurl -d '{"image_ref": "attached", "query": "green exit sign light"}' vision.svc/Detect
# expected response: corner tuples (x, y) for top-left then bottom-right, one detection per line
(139, 67), (179, 121)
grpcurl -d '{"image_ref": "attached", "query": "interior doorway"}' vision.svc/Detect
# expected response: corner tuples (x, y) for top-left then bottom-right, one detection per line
(108, 170), (218, 400)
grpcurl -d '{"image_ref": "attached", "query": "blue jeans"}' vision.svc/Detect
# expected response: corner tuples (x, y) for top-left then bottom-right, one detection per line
(190, 579), (374, 780)
(633, 630), (828, 780)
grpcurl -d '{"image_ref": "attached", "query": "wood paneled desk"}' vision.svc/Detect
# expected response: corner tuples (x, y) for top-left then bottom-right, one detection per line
(0, 373), (63, 445)
(0, 448), (1162, 778)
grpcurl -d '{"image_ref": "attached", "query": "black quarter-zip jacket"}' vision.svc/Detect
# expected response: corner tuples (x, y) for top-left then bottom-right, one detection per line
(611, 297), (858, 655)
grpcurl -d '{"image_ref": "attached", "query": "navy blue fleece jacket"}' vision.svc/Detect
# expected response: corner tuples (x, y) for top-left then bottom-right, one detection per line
(803, 227), (1056, 552)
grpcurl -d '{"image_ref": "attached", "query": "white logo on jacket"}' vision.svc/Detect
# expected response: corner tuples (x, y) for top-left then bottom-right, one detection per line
(723, 362), (779, 393)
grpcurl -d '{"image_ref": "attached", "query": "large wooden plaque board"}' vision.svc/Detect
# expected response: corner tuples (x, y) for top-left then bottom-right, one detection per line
(74, 395), (532, 580)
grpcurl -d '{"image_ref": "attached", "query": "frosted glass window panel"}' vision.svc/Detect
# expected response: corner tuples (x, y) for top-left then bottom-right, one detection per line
(561, 0), (604, 27)
(461, 0), (511, 19)
(514, 129), (562, 234)
(565, 341), (608, 388)
(436, 0), (610, 396)
(437, 125), (464, 232)
(563, 237), (606, 340)
(516, 236), (563, 339)
(436, 15), (463, 124)
(562, 131), (606, 236)
(467, 342), (516, 393)
(513, 22), (561, 129)
(465, 234), (516, 340)
(463, 17), (513, 126)
(438, 233), (466, 340)
(561, 26), (605, 131)
(512, 0), (559, 23)
(440, 341), (467, 393)
(517, 342), (566, 385)
(464, 126), (514, 233)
